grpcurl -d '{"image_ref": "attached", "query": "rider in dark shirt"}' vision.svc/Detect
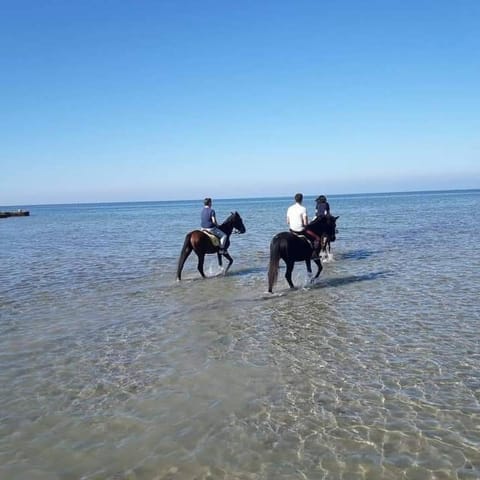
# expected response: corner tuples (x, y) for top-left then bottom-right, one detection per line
(201, 198), (227, 253)
(315, 195), (330, 218)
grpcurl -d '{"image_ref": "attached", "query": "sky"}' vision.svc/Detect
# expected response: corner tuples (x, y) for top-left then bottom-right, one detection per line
(1, 0), (479, 205)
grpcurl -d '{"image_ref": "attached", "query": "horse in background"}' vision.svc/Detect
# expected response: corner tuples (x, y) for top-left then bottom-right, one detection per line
(268, 215), (338, 293)
(176, 211), (246, 280)
(319, 216), (339, 258)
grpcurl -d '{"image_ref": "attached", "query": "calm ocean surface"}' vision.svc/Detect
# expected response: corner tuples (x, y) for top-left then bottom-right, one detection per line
(1, 190), (479, 480)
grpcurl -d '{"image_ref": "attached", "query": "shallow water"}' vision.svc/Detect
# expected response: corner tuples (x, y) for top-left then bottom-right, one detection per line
(1, 191), (479, 479)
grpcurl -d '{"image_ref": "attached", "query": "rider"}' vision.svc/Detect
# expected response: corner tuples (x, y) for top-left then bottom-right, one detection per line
(287, 193), (321, 259)
(201, 197), (227, 253)
(315, 194), (330, 218)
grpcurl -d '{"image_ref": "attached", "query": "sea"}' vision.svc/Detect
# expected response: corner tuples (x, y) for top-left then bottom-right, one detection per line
(1, 190), (479, 480)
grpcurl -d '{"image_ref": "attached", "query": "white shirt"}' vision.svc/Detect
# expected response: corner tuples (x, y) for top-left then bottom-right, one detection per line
(287, 203), (307, 232)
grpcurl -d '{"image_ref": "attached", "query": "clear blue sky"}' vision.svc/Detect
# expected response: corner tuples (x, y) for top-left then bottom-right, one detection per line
(1, 0), (479, 205)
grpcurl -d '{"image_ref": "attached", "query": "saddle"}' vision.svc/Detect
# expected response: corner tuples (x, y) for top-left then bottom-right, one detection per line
(201, 229), (220, 247)
(290, 230), (314, 249)
(290, 230), (323, 260)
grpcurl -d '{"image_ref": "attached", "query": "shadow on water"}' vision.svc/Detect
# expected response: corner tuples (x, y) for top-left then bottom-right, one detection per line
(228, 266), (267, 277)
(321, 270), (391, 288)
(257, 271), (392, 300)
(171, 265), (266, 284)
(338, 249), (380, 260)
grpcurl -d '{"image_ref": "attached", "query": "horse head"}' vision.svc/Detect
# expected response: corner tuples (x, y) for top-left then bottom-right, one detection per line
(309, 215), (339, 242)
(220, 211), (246, 235)
(231, 211), (246, 234)
(328, 215), (339, 242)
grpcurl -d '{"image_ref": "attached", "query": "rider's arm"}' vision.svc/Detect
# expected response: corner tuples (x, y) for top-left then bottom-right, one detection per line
(302, 213), (308, 227)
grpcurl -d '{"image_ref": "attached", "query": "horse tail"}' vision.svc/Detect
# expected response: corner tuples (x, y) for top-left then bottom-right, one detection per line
(268, 236), (282, 293)
(176, 233), (193, 281)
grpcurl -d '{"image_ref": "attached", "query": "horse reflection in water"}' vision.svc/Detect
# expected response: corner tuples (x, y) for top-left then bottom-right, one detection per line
(268, 215), (339, 293)
(176, 211), (246, 280)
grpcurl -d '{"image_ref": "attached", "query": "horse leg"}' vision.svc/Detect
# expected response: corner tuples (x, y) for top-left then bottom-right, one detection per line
(320, 235), (328, 259)
(285, 260), (295, 289)
(305, 258), (312, 275)
(222, 252), (233, 275)
(217, 252), (223, 268)
(304, 258), (316, 284)
(197, 253), (207, 278)
(313, 258), (323, 280)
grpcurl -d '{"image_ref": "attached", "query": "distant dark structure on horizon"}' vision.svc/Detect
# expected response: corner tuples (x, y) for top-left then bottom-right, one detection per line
(0, 210), (30, 219)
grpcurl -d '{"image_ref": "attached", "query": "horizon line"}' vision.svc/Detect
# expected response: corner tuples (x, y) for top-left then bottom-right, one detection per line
(2, 187), (479, 209)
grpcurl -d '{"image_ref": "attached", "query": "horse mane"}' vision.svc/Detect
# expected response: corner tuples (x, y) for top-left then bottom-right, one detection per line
(219, 211), (245, 235)
(220, 211), (236, 228)
(308, 215), (329, 228)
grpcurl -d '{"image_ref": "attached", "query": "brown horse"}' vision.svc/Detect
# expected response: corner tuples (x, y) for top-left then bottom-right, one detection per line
(267, 215), (338, 293)
(176, 211), (246, 280)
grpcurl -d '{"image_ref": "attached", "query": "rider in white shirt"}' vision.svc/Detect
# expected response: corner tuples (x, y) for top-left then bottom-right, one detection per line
(287, 193), (308, 232)
(286, 193), (321, 258)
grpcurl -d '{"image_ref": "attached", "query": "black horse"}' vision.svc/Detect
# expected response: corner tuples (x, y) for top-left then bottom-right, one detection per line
(267, 215), (338, 293)
(176, 211), (246, 280)
(319, 217), (339, 258)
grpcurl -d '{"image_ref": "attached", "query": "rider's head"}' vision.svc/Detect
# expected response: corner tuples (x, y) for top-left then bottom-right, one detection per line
(204, 197), (212, 206)
(316, 195), (327, 203)
(294, 193), (303, 204)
